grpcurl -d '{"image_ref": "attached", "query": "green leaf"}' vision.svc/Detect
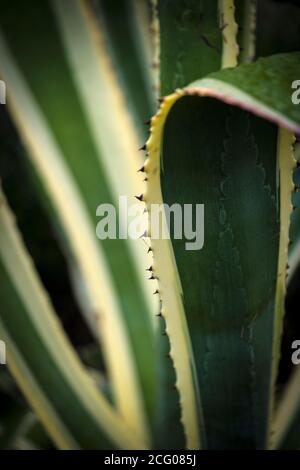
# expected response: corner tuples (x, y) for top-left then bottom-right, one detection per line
(0, 0), (157, 443)
(151, 0), (241, 449)
(145, 53), (297, 448)
(235, 0), (256, 64)
(89, 0), (156, 140)
(192, 52), (300, 133)
(158, 0), (223, 96)
(0, 186), (146, 449)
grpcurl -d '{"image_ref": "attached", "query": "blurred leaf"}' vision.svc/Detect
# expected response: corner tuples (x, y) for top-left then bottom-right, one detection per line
(0, 0), (157, 442)
(272, 366), (300, 449)
(89, 0), (156, 140)
(0, 186), (146, 449)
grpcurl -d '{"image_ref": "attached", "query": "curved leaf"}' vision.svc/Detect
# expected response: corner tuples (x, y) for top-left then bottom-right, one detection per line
(0, 186), (146, 449)
(0, 0), (157, 442)
(189, 53), (300, 134)
(144, 52), (298, 448)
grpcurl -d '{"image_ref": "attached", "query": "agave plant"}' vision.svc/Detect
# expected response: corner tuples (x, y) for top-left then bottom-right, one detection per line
(0, 0), (300, 450)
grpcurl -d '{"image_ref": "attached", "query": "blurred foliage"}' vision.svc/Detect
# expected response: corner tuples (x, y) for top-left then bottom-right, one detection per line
(0, 0), (300, 450)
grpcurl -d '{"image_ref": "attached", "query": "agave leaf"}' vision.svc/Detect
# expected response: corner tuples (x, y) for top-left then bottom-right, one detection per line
(149, 0), (160, 99)
(189, 53), (300, 134)
(0, 187), (146, 449)
(145, 53), (298, 448)
(219, 0), (239, 68)
(253, 2), (300, 285)
(88, 0), (185, 448)
(158, 0), (242, 95)
(152, 0), (241, 449)
(0, 0), (157, 442)
(235, 0), (257, 64)
(88, 0), (156, 140)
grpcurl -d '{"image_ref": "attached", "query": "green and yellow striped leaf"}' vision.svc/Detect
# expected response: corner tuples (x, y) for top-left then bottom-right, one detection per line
(0, 186), (146, 449)
(144, 52), (299, 448)
(0, 0), (157, 444)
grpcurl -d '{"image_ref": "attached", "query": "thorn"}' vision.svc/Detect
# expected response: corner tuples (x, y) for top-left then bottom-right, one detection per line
(135, 194), (144, 202)
(143, 177), (148, 182)
(147, 247), (153, 253)
(148, 274), (156, 280)
(156, 312), (162, 317)
(146, 266), (153, 272)
(220, 22), (228, 32)
(138, 165), (145, 173)
(140, 230), (148, 239)
(158, 97), (164, 104)
(144, 119), (151, 125)
(153, 289), (159, 295)
(165, 353), (171, 358)
(162, 330), (167, 336)
(139, 144), (147, 151)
